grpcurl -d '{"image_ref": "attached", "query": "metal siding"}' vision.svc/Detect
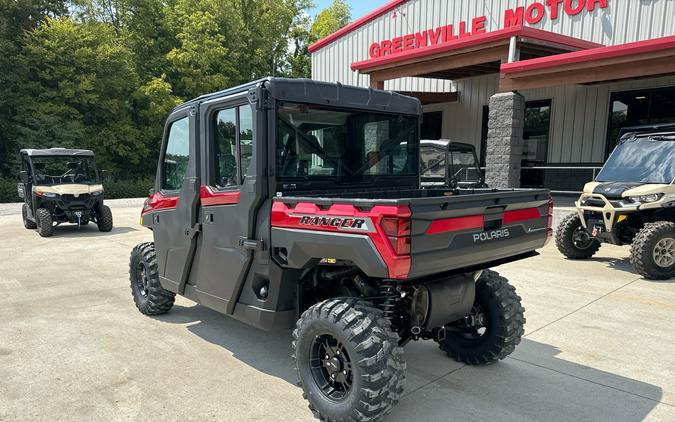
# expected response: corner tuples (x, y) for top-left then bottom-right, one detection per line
(311, 0), (675, 162)
(312, 0), (675, 86)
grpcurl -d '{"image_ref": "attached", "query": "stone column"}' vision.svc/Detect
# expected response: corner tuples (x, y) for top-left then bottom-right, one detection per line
(484, 92), (525, 188)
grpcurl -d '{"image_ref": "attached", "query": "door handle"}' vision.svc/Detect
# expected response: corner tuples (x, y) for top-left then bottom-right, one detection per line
(239, 237), (265, 251)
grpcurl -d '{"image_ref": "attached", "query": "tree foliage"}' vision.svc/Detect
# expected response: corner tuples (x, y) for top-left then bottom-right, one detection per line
(0, 0), (346, 187)
(310, 0), (350, 40)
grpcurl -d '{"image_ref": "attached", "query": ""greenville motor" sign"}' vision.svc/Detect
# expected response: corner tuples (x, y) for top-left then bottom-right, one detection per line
(368, 0), (608, 59)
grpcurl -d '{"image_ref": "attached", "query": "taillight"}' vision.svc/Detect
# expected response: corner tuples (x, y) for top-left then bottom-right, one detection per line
(381, 217), (411, 255)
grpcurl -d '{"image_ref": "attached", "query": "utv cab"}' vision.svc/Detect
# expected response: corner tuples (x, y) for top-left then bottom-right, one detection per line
(130, 78), (551, 422)
(556, 124), (675, 279)
(18, 148), (113, 237)
(420, 139), (486, 189)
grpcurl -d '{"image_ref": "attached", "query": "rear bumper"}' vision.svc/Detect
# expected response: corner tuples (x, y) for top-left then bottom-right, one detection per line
(408, 228), (548, 278)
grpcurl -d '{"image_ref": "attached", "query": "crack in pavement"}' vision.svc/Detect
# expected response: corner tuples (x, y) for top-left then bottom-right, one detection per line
(508, 356), (675, 408)
(401, 364), (466, 398)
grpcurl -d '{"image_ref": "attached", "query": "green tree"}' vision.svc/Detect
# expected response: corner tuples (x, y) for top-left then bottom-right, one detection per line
(15, 17), (142, 174)
(310, 0), (350, 41)
(0, 0), (67, 177)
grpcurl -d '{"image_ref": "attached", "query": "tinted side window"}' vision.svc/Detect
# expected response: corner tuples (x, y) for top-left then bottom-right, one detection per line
(163, 117), (189, 191)
(215, 109), (238, 187)
(214, 105), (254, 187)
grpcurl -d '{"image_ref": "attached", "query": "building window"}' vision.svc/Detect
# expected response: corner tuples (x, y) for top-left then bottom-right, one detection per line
(607, 86), (675, 155)
(521, 100), (552, 188)
(421, 111), (443, 140)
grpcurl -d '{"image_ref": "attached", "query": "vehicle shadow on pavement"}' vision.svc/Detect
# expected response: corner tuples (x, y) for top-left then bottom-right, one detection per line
(155, 303), (297, 384)
(388, 339), (664, 422)
(593, 256), (675, 283)
(155, 304), (665, 422)
(48, 225), (139, 237)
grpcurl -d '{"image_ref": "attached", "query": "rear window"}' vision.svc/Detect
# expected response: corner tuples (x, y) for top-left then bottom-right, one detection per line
(277, 102), (418, 184)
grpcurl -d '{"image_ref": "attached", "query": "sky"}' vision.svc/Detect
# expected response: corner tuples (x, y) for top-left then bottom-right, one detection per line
(308, 0), (377, 19)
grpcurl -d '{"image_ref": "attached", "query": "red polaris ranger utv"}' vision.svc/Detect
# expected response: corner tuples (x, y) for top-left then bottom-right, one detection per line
(130, 78), (551, 421)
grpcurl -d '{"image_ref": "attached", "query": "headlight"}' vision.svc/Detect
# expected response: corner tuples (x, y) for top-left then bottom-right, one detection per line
(35, 191), (58, 198)
(91, 190), (103, 196)
(630, 194), (663, 203)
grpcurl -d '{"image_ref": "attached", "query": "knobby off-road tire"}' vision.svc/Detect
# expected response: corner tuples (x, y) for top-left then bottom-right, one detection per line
(35, 208), (54, 237)
(97, 205), (113, 232)
(129, 242), (175, 315)
(555, 213), (601, 259)
(630, 221), (675, 280)
(292, 298), (406, 422)
(438, 270), (525, 365)
(22, 204), (37, 229)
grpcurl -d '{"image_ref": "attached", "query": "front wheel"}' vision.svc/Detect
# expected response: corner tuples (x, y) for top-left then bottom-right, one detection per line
(555, 213), (601, 259)
(438, 270), (525, 365)
(630, 222), (675, 280)
(35, 208), (54, 237)
(97, 205), (113, 232)
(129, 242), (175, 315)
(22, 204), (37, 229)
(292, 298), (405, 422)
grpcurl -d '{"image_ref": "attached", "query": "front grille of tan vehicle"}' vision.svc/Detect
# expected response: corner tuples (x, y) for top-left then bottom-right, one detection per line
(62, 194), (90, 201)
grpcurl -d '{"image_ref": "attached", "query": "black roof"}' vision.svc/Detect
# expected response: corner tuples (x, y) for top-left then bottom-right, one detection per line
(172, 77), (421, 116)
(20, 148), (95, 157)
(620, 123), (675, 138)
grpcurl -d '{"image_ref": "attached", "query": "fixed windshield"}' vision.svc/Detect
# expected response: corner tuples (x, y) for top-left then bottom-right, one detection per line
(596, 136), (675, 183)
(277, 102), (418, 183)
(30, 155), (99, 185)
(420, 144), (481, 182)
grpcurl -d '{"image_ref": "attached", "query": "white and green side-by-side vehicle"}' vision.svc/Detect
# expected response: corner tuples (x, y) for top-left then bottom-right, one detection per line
(556, 124), (675, 279)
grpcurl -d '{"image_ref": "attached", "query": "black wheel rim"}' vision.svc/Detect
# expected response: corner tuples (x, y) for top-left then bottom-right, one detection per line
(135, 262), (149, 297)
(451, 304), (488, 342)
(572, 227), (594, 249)
(309, 334), (353, 401)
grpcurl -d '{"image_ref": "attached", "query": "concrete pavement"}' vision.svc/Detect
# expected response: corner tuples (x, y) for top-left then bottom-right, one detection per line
(0, 203), (673, 421)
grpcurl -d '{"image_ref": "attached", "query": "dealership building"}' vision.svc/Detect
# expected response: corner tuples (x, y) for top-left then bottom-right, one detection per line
(308, 0), (675, 191)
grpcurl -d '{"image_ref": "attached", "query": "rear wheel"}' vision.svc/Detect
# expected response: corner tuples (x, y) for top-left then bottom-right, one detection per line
(555, 213), (601, 259)
(35, 208), (54, 237)
(630, 221), (675, 280)
(22, 204), (37, 229)
(437, 270), (524, 365)
(129, 242), (175, 315)
(292, 298), (405, 422)
(97, 205), (113, 232)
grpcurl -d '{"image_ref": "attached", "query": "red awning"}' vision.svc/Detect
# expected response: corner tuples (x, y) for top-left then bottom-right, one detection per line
(499, 35), (675, 91)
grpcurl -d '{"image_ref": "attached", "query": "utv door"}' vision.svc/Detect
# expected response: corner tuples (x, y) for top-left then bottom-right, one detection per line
(191, 95), (262, 313)
(152, 107), (201, 293)
(19, 153), (33, 213)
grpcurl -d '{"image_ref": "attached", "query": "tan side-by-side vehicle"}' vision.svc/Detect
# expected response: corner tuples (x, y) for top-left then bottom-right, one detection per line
(556, 124), (675, 279)
(17, 148), (113, 237)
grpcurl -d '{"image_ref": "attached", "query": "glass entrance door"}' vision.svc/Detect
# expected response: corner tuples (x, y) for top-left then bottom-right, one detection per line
(520, 100), (552, 188)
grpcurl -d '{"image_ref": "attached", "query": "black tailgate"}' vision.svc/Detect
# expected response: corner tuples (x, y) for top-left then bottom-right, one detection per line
(408, 189), (551, 278)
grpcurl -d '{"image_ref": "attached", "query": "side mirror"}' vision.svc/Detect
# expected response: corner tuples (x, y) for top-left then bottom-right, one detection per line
(148, 188), (156, 196)
(19, 170), (29, 184)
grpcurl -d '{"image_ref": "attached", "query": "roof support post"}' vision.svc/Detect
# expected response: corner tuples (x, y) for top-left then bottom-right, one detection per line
(508, 36), (520, 63)
(370, 78), (384, 90)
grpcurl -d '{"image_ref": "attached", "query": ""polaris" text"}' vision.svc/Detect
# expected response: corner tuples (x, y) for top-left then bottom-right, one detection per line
(473, 229), (510, 243)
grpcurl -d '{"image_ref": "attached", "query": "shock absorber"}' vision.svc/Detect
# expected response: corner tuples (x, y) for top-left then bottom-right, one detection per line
(378, 279), (398, 322)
